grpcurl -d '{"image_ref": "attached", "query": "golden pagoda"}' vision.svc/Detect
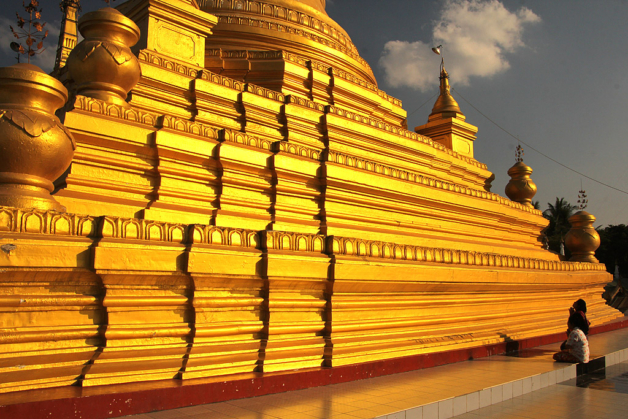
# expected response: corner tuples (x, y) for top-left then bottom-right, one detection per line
(0, 0), (620, 406)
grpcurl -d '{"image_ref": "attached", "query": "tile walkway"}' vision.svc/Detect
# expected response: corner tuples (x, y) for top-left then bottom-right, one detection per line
(124, 326), (628, 419)
(457, 361), (628, 419)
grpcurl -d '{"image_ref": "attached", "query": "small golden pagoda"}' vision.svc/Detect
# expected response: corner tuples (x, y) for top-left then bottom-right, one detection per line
(0, 0), (620, 399)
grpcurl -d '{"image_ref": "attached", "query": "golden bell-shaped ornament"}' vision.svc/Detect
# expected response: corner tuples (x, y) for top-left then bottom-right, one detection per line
(505, 161), (537, 207)
(66, 7), (141, 108)
(0, 63), (75, 211)
(565, 211), (601, 263)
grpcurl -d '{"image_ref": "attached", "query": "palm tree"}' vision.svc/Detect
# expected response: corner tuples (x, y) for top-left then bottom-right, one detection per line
(543, 197), (577, 253)
(596, 224), (628, 277)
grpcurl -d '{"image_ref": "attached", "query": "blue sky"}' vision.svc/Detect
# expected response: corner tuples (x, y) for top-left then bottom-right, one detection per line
(1, 0), (627, 226)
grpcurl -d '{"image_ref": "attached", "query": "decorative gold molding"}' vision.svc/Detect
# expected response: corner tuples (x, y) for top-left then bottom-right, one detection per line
(266, 231), (326, 253)
(221, 129), (275, 150)
(329, 236), (605, 271)
(244, 82), (286, 102)
(159, 115), (222, 140)
(284, 51), (309, 67)
(220, 49), (248, 59)
(0, 206), (601, 272)
(74, 96), (159, 126)
(378, 89), (402, 107)
(205, 48), (221, 57)
(247, 50), (284, 60)
(138, 50), (201, 78)
(191, 224), (260, 248)
(277, 141), (322, 161)
(331, 67), (377, 92)
(326, 150), (540, 214)
(99, 215), (189, 242)
(285, 94), (326, 112)
(199, 69), (245, 91)
(0, 207), (98, 237)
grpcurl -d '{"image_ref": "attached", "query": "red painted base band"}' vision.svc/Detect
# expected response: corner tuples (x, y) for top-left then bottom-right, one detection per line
(2, 316), (627, 419)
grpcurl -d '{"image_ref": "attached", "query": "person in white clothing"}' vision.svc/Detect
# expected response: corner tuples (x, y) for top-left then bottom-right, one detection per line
(553, 312), (590, 363)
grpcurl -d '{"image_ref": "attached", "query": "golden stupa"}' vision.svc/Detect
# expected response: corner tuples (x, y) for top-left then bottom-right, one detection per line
(0, 0), (620, 400)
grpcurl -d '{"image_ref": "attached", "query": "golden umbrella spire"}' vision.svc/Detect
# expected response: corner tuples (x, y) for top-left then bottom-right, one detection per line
(53, 0), (80, 71)
(429, 45), (463, 116)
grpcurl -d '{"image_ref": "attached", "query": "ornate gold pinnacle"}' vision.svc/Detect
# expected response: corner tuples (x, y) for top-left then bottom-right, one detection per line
(505, 145), (537, 207)
(565, 210), (601, 263)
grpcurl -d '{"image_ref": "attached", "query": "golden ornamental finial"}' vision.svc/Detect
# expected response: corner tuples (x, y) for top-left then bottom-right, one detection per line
(505, 144), (536, 207)
(9, 0), (49, 64)
(429, 44), (463, 116)
(516, 144), (524, 162)
(577, 188), (588, 210)
(565, 209), (599, 262)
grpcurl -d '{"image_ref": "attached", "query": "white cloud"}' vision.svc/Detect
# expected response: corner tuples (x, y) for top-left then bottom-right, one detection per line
(0, 16), (60, 73)
(379, 0), (540, 91)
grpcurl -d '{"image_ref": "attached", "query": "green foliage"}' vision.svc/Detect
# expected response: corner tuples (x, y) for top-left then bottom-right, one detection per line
(596, 224), (628, 277)
(542, 197), (577, 254)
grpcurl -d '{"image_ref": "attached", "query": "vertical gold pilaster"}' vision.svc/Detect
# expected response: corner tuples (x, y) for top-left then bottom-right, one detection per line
(183, 226), (265, 379)
(141, 116), (221, 224)
(193, 70), (244, 130)
(83, 217), (192, 386)
(215, 131), (276, 230)
(241, 84), (286, 142)
(308, 61), (333, 105)
(263, 232), (330, 372)
(273, 95), (326, 234)
(0, 208), (103, 393)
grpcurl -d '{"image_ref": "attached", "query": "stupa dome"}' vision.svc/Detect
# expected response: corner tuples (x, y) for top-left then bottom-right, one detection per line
(198, 0), (377, 85)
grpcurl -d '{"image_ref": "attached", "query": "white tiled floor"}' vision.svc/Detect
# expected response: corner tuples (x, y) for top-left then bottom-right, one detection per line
(456, 371), (628, 419)
(125, 326), (628, 419)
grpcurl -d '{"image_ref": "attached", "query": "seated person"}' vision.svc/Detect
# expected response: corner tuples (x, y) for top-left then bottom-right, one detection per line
(570, 298), (590, 335)
(560, 299), (590, 350)
(553, 312), (590, 363)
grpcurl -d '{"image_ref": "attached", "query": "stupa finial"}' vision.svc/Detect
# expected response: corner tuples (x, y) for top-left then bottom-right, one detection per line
(505, 144), (537, 207)
(53, 0), (80, 71)
(577, 187), (588, 210)
(429, 45), (463, 116)
(515, 143), (524, 162)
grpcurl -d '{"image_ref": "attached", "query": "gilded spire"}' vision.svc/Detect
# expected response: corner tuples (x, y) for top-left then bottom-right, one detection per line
(53, 0), (80, 72)
(429, 63), (463, 117)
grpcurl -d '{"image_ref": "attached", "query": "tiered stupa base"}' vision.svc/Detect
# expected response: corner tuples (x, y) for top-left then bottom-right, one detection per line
(0, 205), (621, 394)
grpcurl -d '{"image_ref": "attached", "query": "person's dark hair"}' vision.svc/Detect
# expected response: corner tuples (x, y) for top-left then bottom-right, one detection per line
(574, 299), (587, 313)
(569, 312), (588, 333)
